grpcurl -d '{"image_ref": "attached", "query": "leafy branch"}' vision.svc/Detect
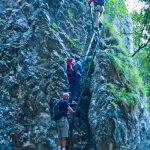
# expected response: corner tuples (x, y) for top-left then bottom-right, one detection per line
(132, 37), (150, 57)
(132, 7), (150, 57)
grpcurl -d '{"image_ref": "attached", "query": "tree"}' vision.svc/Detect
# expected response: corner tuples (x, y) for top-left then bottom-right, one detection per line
(131, 1), (150, 57)
(131, 0), (150, 108)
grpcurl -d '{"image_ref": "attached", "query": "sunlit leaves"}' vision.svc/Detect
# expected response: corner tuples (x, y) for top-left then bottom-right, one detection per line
(105, 0), (128, 19)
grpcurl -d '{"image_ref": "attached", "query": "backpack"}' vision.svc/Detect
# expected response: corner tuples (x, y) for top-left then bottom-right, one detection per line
(95, 0), (105, 5)
(76, 60), (83, 77)
(49, 98), (63, 121)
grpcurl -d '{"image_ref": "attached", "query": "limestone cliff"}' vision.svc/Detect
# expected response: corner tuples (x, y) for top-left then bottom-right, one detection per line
(0, 0), (150, 150)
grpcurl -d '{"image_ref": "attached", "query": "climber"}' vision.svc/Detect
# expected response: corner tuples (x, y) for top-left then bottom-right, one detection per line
(66, 56), (83, 104)
(55, 92), (75, 150)
(88, 0), (106, 31)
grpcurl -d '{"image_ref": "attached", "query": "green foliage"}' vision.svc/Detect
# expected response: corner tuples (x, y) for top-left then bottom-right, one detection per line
(131, 10), (149, 48)
(136, 47), (150, 109)
(67, 38), (76, 46)
(102, 19), (126, 47)
(105, 0), (128, 20)
(103, 19), (115, 36)
(107, 49), (146, 96)
(58, 55), (66, 63)
(131, 2), (149, 55)
(107, 83), (115, 90)
(104, 22), (145, 95)
(111, 101), (118, 107)
(114, 90), (137, 110)
(137, 47), (150, 80)
(65, 37), (83, 53)
(131, 0), (150, 109)
(104, 21), (147, 110)
(49, 23), (57, 33)
(107, 83), (138, 110)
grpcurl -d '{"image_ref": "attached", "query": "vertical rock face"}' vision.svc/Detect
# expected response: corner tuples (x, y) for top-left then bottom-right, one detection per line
(0, 0), (89, 149)
(88, 49), (150, 149)
(113, 16), (133, 53)
(0, 0), (150, 150)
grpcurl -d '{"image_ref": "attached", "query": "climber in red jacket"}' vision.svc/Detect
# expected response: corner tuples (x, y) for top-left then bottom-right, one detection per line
(88, 0), (106, 31)
(66, 57), (83, 104)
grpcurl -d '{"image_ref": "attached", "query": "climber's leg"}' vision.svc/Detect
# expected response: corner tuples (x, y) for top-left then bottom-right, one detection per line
(94, 5), (104, 30)
(73, 79), (80, 102)
(61, 137), (67, 149)
(69, 82), (75, 104)
(99, 5), (104, 28)
(94, 5), (100, 30)
(58, 139), (61, 150)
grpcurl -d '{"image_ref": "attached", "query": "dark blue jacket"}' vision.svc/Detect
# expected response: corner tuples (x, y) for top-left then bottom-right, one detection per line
(95, 0), (106, 6)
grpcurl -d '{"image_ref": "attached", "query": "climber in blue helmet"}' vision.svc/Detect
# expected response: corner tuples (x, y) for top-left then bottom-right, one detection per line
(88, 0), (106, 31)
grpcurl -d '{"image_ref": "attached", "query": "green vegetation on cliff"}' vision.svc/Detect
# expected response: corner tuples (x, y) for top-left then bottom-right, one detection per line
(131, 0), (150, 109)
(105, 0), (128, 20)
(104, 23), (146, 110)
(97, 0), (149, 110)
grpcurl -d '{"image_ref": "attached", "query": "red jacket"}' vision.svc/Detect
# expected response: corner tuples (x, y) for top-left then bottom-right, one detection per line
(66, 58), (81, 83)
(66, 58), (74, 70)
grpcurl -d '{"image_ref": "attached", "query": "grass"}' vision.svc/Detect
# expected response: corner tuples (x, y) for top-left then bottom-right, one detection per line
(103, 20), (147, 111)
(106, 48), (146, 110)
(105, 0), (128, 20)
(107, 49), (146, 96)
(49, 23), (57, 33)
(107, 83), (138, 110)
(67, 38), (76, 46)
(58, 55), (66, 63)
(103, 18), (127, 48)
(111, 101), (118, 107)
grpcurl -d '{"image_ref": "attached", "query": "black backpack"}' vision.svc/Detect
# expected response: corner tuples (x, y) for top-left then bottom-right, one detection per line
(95, 0), (106, 5)
(49, 98), (63, 121)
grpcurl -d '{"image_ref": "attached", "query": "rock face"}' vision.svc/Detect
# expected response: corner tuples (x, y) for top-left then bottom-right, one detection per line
(113, 16), (133, 53)
(0, 0), (150, 150)
(0, 0), (89, 149)
(88, 49), (150, 150)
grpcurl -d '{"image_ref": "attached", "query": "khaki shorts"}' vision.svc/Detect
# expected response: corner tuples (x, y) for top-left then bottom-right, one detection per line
(56, 117), (69, 138)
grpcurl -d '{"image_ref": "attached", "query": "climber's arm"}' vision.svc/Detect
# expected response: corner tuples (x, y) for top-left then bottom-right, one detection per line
(67, 106), (75, 114)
